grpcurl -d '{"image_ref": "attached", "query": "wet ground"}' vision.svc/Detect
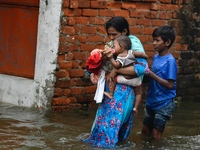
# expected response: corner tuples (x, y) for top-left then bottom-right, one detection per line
(0, 100), (200, 150)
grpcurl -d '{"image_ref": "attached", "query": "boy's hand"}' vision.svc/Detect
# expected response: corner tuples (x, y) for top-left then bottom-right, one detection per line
(133, 107), (138, 116)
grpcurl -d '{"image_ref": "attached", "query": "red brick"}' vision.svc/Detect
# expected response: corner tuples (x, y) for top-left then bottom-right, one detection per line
(65, 70), (70, 78)
(54, 88), (63, 97)
(63, 0), (70, 8)
(61, 26), (75, 35)
(59, 44), (69, 53)
(74, 17), (89, 24)
(70, 1), (78, 9)
(88, 35), (104, 42)
(63, 89), (71, 96)
(55, 79), (71, 88)
(160, 0), (172, 4)
(73, 52), (87, 60)
(56, 70), (66, 78)
(145, 11), (158, 19)
(70, 87), (83, 95)
(77, 0), (90, 8)
(166, 4), (179, 11)
(84, 86), (97, 94)
(143, 44), (154, 51)
(144, 27), (155, 35)
(67, 18), (76, 25)
(73, 9), (82, 16)
(135, 2), (149, 10)
(130, 27), (143, 35)
(83, 9), (99, 17)
(106, 2), (121, 9)
(81, 26), (98, 34)
(97, 26), (107, 35)
(75, 35), (87, 43)
(52, 97), (71, 106)
(158, 12), (172, 20)
(58, 54), (65, 62)
(149, 3), (166, 11)
(59, 61), (73, 69)
(69, 69), (85, 77)
(137, 19), (151, 26)
(59, 36), (67, 43)
(114, 10), (129, 17)
(122, 2), (136, 10)
(137, 35), (150, 43)
(89, 17), (105, 25)
(67, 36), (76, 43)
(65, 53), (74, 61)
(80, 44), (95, 52)
(99, 10), (115, 16)
(63, 9), (74, 17)
(91, 1), (107, 8)
(72, 61), (79, 68)
(152, 20), (166, 26)
(130, 10), (145, 18)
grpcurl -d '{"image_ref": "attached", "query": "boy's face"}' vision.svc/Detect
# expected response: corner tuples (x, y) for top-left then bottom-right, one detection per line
(152, 36), (168, 52)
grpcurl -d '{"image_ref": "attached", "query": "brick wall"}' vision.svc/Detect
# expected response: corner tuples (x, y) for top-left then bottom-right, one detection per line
(52, 0), (200, 111)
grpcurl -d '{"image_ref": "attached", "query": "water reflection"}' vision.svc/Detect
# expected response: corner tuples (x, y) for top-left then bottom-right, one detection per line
(0, 101), (199, 150)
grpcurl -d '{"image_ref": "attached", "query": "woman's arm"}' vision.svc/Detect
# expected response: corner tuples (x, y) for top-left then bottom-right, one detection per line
(133, 51), (148, 59)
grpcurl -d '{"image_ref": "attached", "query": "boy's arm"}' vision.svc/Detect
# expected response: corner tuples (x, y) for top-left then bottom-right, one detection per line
(133, 51), (148, 59)
(148, 70), (175, 89)
(133, 85), (142, 116)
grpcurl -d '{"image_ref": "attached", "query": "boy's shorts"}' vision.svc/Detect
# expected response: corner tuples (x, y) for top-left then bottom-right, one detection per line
(143, 100), (175, 132)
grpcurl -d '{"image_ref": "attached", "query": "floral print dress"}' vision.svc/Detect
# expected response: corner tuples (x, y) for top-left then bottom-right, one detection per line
(83, 82), (135, 148)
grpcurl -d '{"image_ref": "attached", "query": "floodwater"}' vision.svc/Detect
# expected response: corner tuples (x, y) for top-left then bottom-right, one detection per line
(0, 100), (200, 150)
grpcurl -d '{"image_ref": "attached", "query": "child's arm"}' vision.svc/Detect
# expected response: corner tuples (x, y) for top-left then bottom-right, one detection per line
(133, 51), (148, 59)
(133, 85), (142, 116)
(109, 57), (122, 69)
(148, 70), (175, 89)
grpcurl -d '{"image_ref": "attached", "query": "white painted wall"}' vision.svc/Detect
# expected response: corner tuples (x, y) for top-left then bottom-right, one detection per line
(0, 0), (62, 108)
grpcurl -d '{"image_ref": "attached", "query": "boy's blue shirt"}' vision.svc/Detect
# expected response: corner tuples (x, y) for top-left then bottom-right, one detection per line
(146, 53), (177, 110)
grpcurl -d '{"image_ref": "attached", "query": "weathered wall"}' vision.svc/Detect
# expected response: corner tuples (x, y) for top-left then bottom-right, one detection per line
(52, 0), (200, 111)
(0, 0), (62, 108)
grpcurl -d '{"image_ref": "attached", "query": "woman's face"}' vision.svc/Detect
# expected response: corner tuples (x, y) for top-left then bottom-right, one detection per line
(107, 26), (123, 41)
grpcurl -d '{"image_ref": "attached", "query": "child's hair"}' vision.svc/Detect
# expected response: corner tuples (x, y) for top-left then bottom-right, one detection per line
(105, 16), (130, 36)
(152, 25), (176, 48)
(115, 35), (132, 50)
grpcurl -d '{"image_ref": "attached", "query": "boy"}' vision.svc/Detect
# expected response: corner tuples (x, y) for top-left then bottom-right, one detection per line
(141, 26), (178, 140)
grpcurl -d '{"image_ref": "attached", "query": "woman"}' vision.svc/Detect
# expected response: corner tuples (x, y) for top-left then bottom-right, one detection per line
(83, 16), (146, 148)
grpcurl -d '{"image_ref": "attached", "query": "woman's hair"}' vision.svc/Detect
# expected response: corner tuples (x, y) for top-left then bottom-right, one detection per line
(105, 16), (130, 36)
(152, 25), (176, 48)
(115, 35), (131, 50)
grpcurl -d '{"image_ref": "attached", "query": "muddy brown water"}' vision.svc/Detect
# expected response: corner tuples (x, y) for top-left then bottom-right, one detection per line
(0, 101), (200, 150)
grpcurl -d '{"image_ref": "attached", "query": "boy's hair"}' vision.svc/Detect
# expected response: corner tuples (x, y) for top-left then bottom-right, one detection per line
(105, 16), (130, 36)
(152, 25), (176, 48)
(115, 35), (132, 50)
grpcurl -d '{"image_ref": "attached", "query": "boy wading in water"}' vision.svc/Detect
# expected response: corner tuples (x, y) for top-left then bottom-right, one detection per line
(142, 26), (178, 140)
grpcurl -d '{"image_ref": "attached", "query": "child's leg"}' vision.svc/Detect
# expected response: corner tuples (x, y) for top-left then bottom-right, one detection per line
(104, 69), (117, 99)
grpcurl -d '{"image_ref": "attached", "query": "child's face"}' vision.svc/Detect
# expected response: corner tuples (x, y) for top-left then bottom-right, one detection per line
(113, 40), (123, 55)
(152, 36), (168, 52)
